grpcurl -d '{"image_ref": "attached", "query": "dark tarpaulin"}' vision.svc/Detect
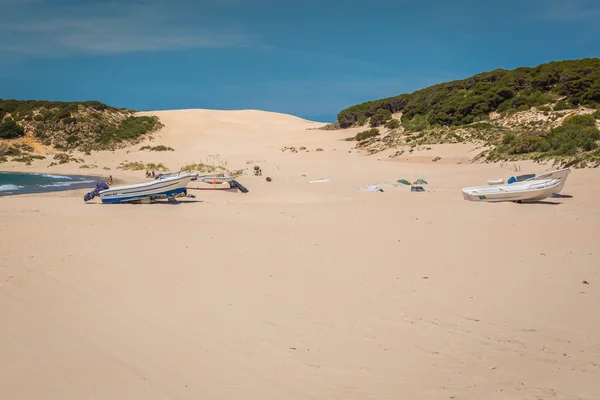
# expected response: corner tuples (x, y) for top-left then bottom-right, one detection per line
(84, 181), (110, 202)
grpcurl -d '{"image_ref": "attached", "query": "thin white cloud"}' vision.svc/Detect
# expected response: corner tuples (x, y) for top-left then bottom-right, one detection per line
(0, 1), (254, 56)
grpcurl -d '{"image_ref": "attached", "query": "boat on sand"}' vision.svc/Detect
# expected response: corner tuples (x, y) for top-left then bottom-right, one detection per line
(462, 178), (562, 203)
(487, 168), (570, 194)
(188, 179), (249, 193)
(91, 173), (196, 203)
(522, 168), (570, 194)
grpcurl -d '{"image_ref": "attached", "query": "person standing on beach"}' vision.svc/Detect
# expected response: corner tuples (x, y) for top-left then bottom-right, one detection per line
(107, 175), (113, 186)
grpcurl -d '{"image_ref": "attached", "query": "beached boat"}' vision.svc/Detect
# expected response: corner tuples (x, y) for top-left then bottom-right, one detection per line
(187, 179), (249, 193)
(198, 174), (237, 183)
(523, 168), (570, 194)
(158, 171), (236, 183)
(462, 178), (562, 203)
(97, 173), (196, 203)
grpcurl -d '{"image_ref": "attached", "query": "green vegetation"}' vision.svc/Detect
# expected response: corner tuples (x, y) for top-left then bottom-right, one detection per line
(12, 154), (45, 165)
(118, 161), (168, 172)
(337, 58), (600, 128)
(369, 109), (392, 127)
(1, 98), (163, 151)
(181, 163), (223, 173)
(349, 128), (380, 141)
(384, 118), (401, 129)
(403, 114), (430, 132)
(0, 119), (25, 139)
(489, 114), (600, 165)
(95, 116), (161, 147)
(0, 99), (111, 122)
(53, 153), (83, 164)
(139, 145), (174, 152)
(0, 142), (43, 164)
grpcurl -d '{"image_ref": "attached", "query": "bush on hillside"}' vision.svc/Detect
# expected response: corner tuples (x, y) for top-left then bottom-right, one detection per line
(0, 119), (25, 139)
(369, 109), (393, 127)
(502, 114), (600, 156)
(402, 114), (429, 132)
(384, 118), (401, 129)
(554, 100), (577, 111)
(354, 128), (380, 141)
(96, 116), (160, 145)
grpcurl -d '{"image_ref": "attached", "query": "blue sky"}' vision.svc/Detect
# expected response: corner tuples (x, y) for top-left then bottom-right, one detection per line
(1, 0), (599, 122)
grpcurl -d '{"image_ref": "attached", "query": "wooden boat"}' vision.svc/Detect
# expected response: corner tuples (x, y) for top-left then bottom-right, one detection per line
(462, 178), (562, 203)
(98, 174), (196, 203)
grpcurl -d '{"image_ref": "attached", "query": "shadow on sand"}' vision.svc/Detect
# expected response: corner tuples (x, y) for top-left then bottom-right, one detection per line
(87, 199), (204, 205)
(516, 200), (562, 205)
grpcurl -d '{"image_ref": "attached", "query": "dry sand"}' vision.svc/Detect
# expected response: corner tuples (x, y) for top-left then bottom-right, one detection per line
(1, 109), (599, 400)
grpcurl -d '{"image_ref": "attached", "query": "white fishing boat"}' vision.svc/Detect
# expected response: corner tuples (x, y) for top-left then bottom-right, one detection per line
(98, 173), (196, 203)
(523, 168), (570, 194)
(462, 178), (562, 203)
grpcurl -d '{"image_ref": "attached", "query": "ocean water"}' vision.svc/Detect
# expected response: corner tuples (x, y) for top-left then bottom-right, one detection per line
(0, 172), (101, 196)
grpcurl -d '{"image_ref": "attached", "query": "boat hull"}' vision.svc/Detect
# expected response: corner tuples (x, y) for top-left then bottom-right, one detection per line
(99, 175), (194, 203)
(462, 179), (561, 203)
(188, 184), (238, 192)
(523, 168), (570, 194)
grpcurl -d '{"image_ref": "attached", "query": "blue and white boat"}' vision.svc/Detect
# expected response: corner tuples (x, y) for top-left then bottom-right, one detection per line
(86, 173), (196, 203)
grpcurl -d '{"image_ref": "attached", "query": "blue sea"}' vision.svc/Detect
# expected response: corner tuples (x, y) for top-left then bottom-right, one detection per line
(0, 172), (101, 196)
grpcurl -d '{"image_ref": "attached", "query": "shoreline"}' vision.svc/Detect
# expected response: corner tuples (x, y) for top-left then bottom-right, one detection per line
(0, 171), (107, 197)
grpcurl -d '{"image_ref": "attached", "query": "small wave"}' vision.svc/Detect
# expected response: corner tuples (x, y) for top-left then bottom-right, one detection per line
(38, 180), (96, 188)
(0, 184), (24, 192)
(33, 173), (73, 180)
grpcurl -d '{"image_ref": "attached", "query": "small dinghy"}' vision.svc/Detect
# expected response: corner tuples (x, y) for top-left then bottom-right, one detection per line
(462, 178), (562, 203)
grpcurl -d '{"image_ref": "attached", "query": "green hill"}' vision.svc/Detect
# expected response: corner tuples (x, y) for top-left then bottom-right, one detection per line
(337, 58), (600, 128)
(335, 58), (600, 167)
(0, 99), (162, 159)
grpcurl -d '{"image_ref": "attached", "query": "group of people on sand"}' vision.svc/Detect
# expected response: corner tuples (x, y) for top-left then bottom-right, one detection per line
(145, 170), (156, 178)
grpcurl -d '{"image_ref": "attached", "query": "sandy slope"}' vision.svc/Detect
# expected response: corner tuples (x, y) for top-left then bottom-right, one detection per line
(1, 109), (599, 400)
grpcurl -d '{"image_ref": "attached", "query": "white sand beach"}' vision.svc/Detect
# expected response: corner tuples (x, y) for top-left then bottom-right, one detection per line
(1, 109), (599, 399)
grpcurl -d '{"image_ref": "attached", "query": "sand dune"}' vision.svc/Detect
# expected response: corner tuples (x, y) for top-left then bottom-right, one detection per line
(1, 109), (599, 399)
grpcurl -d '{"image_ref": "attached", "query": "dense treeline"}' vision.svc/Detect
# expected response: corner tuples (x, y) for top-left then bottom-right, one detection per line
(337, 58), (600, 128)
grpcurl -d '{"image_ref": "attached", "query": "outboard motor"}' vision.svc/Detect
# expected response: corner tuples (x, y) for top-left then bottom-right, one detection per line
(229, 180), (249, 193)
(84, 181), (110, 202)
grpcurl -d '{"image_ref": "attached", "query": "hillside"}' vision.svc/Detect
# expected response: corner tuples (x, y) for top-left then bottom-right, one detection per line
(335, 58), (600, 167)
(0, 99), (162, 164)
